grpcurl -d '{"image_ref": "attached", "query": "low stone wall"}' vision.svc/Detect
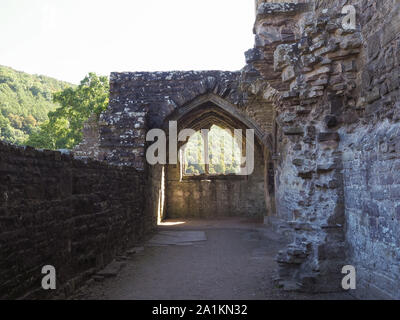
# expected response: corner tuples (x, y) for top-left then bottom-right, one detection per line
(167, 177), (266, 219)
(0, 141), (148, 299)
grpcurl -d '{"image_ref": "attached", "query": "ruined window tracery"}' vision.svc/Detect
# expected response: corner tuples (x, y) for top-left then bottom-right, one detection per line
(181, 125), (241, 176)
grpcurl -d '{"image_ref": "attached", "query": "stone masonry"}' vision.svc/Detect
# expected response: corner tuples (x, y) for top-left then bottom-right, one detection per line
(73, 0), (400, 299)
(0, 142), (147, 299)
(247, 0), (400, 298)
(1, 0), (399, 300)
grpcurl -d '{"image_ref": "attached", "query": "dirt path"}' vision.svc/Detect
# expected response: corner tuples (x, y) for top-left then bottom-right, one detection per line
(77, 219), (353, 300)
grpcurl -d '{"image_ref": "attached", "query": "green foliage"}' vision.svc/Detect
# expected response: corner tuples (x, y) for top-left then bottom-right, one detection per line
(26, 73), (109, 150)
(184, 131), (206, 175)
(0, 65), (72, 145)
(183, 125), (241, 175)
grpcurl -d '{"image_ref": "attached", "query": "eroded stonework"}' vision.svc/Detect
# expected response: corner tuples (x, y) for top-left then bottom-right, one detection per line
(72, 0), (400, 299)
(0, 142), (146, 299)
(1, 0), (397, 299)
(247, 0), (400, 298)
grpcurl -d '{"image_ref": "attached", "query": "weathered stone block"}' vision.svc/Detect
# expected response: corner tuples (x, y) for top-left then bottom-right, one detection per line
(282, 66), (296, 82)
(317, 162), (336, 173)
(396, 206), (400, 221)
(274, 44), (294, 71)
(368, 31), (381, 61)
(318, 132), (340, 142)
(257, 2), (311, 16)
(324, 115), (338, 128)
(283, 126), (304, 136)
(245, 48), (263, 64)
(292, 159), (304, 167)
(0, 140), (146, 299)
(382, 4), (400, 47)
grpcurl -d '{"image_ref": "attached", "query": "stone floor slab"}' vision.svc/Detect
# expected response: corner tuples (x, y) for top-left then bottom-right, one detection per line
(147, 231), (207, 246)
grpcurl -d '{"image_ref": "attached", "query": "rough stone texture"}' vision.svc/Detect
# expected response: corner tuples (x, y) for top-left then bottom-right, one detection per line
(5, 0), (400, 300)
(82, 70), (276, 223)
(245, 0), (400, 298)
(146, 164), (166, 225)
(338, 0), (400, 299)
(0, 141), (147, 299)
(73, 0), (400, 299)
(73, 114), (105, 160)
(100, 71), (241, 168)
(79, 71), (275, 166)
(246, 0), (354, 293)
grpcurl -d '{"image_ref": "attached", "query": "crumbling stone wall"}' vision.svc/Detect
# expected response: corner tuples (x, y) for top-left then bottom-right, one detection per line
(246, 0), (354, 293)
(88, 71), (276, 221)
(81, 71), (276, 166)
(73, 0), (400, 299)
(245, 0), (400, 298)
(73, 114), (105, 160)
(0, 141), (146, 299)
(99, 71), (242, 168)
(338, 0), (400, 299)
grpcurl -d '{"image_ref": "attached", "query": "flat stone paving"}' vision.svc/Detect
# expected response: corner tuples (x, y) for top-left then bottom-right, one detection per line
(147, 231), (207, 246)
(76, 218), (354, 300)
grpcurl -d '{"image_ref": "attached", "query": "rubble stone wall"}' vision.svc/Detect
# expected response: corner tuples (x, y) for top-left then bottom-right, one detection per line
(93, 71), (275, 167)
(338, 0), (400, 299)
(246, 0), (400, 298)
(71, 0), (400, 299)
(95, 71), (275, 221)
(0, 141), (146, 299)
(247, 0), (355, 293)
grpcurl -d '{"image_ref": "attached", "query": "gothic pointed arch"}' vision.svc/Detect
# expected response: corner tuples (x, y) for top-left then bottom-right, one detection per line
(163, 92), (273, 151)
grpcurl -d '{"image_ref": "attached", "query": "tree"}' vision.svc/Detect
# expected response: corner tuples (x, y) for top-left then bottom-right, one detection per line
(0, 113), (15, 142)
(182, 125), (241, 175)
(0, 65), (72, 145)
(26, 73), (109, 150)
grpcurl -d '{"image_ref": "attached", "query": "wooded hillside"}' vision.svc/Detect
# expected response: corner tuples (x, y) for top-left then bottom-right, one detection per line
(0, 65), (73, 145)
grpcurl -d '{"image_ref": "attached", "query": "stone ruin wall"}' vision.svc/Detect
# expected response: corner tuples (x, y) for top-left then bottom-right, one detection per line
(246, 0), (400, 298)
(337, 0), (400, 300)
(73, 0), (400, 299)
(0, 142), (148, 299)
(91, 71), (276, 223)
(1, 0), (399, 300)
(98, 71), (274, 167)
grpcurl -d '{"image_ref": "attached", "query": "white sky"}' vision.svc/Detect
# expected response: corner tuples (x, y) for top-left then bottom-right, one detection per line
(0, 0), (255, 84)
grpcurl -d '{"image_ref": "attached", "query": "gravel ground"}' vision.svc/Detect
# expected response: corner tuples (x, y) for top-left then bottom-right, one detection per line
(76, 219), (354, 300)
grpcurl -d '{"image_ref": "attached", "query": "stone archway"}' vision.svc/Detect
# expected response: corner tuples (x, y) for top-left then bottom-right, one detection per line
(162, 94), (274, 221)
(74, 71), (277, 225)
(164, 93), (270, 147)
